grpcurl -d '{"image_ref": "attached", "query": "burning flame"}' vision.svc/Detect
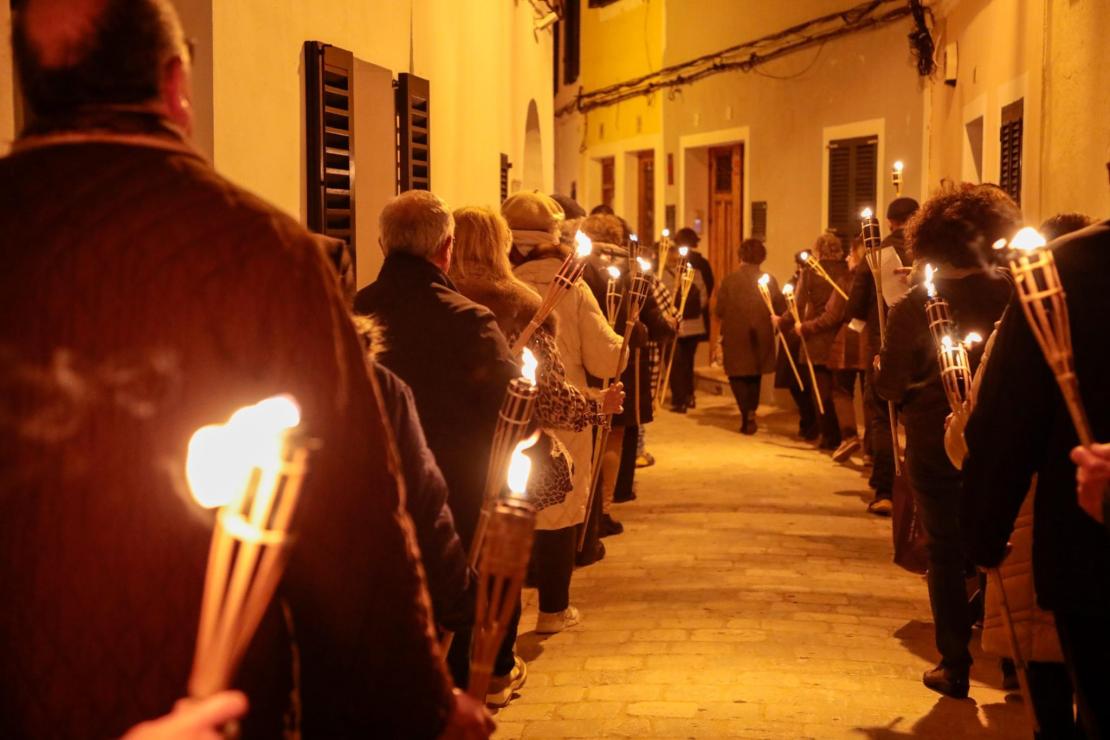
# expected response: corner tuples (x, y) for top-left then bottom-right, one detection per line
(630, 233), (639, 243)
(799, 251), (811, 262)
(782, 282), (795, 297)
(661, 228), (671, 238)
(893, 160), (904, 173)
(758, 273), (770, 287)
(507, 431), (541, 497)
(941, 335), (954, 350)
(992, 238), (1009, 251)
(924, 263), (937, 298)
(678, 246), (689, 257)
(964, 332), (983, 347)
(574, 230), (593, 258)
(606, 265), (621, 280)
(637, 256), (652, 273)
(521, 348), (538, 385)
(1009, 227), (1047, 252)
(186, 395), (301, 509)
(861, 207), (873, 220)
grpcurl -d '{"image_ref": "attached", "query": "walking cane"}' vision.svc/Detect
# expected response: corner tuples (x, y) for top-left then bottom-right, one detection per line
(861, 210), (903, 476)
(988, 567), (1041, 736)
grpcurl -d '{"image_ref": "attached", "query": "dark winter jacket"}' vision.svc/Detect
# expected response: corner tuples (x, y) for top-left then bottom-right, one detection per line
(846, 228), (910, 351)
(612, 268), (675, 427)
(685, 249), (715, 341)
(716, 263), (785, 378)
(0, 114), (452, 739)
(354, 252), (519, 550)
(796, 259), (850, 366)
(963, 222), (1110, 614)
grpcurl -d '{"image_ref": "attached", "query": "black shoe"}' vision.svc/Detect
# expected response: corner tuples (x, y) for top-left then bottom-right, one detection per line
(1000, 658), (1019, 691)
(740, 416), (757, 435)
(600, 513), (624, 537)
(575, 540), (606, 567)
(923, 664), (970, 699)
(613, 487), (637, 503)
(688, 396), (696, 409)
(670, 404), (687, 414)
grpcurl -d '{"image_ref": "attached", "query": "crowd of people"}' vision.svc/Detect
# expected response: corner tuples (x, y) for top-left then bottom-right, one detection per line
(1, 1), (1108, 739)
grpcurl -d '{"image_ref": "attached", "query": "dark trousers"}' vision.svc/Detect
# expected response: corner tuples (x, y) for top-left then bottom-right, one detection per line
(865, 366), (895, 498)
(669, 337), (699, 408)
(447, 599), (521, 688)
(613, 423), (639, 501)
(813, 365), (839, 447)
(789, 373), (818, 437)
(907, 420), (972, 672)
(833, 368), (864, 439)
(1056, 610), (1110, 737)
(533, 527), (576, 613)
(1026, 661), (1079, 739)
(728, 375), (761, 416)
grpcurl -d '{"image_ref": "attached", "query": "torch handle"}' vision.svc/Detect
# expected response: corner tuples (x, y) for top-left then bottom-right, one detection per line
(988, 567), (1041, 735)
(868, 263), (903, 476)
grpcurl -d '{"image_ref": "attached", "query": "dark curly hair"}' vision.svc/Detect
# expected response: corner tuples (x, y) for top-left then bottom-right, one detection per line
(905, 183), (1022, 268)
(738, 238), (766, 265)
(1040, 212), (1093, 241)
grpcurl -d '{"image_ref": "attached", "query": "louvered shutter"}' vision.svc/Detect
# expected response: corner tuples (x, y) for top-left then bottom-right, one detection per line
(827, 136), (878, 244)
(397, 73), (431, 191)
(1000, 99), (1024, 205)
(751, 201), (768, 241)
(500, 154), (512, 202)
(304, 42), (356, 278)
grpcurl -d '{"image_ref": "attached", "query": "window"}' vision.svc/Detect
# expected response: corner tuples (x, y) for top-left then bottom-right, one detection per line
(1000, 99), (1024, 205)
(600, 156), (615, 210)
(396, 73), (431, 191)
(564, 0), (580, 85)
(751, 201), (768, 241)
(304, 41), (356, 277)
(965, 115), (984, 183)
(636, 150), (655, 241)
(827, 136), (877, 243)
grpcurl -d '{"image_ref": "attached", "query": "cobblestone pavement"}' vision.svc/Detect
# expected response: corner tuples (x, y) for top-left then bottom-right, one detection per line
(494, 394), (1031, 738)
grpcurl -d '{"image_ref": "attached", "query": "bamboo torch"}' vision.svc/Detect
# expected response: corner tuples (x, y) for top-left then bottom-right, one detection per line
(185, 395), (311, 700)
(1001, 227), (1094, 446)
(580, 262), (652, 551)
(655, 228), (672, 281)
(782, 282), (825, 416)
(891, 160), (904, 197)
(799, 250), (849, 300)
(861, 208), (904, 476)
(757, 273), (804, 390)
(655, 261), (695, 411)
(512, 231), (594, 354)
(605, 265), (622, 328)
(468, 433), (540, 701)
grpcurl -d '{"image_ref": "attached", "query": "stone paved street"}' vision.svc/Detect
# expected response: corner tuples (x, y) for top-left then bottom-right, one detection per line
(495, 393), (1031, 738)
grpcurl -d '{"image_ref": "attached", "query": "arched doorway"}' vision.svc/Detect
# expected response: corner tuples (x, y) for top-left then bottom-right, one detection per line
(522, 99), (544, 192)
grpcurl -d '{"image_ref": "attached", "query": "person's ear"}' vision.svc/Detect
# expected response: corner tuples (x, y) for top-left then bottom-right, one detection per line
(441, 234), (454, 270)
(162, 56), (194, 136)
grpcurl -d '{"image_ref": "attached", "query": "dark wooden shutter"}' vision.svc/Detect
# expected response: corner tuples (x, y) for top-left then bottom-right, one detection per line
(564, 0), (580, 85)
(500, 154), (512, 202)
(827, 136), (878, 243)
(1000, 99), (1024, 205)
(396, 73), (431, 191)
(304, 42), (355, 276)
(751, 201), (768, 241)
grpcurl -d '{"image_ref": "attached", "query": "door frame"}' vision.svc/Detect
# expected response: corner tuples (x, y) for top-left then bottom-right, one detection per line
(677, 126), (751, 241)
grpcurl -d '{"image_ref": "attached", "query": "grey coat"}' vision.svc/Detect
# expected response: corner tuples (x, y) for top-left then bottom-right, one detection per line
(715, 263), (786, 377)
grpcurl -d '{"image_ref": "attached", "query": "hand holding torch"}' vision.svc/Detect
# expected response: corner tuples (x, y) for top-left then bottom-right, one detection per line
(799, 250), (849, 300)
(512, 231), (594, 354)
(782, 282), (824, 416)
(757, 273), (805, 390)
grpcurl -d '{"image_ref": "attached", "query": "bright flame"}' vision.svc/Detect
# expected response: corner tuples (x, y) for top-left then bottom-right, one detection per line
(630, 233), (639, 243)
(992, 238), (1009, 251)
(637, 256), (652, 273)
(507, 431), (541, 497)
(521, 348), (538, 385)
(606, 265), (621, 280)
(893, 160), (904, 173)
(678, 246), (689, 257)
(941, 335), (954, 349)
(1009, 227), (1047, 252)
(964, 332), (983, 347)
(861, 207), (873, 220)
(661, 228), (671, 238)
(782, 283), (795, 297)
(574, 230), (593, 258)
(924, 263), (937, 298)
(758, 273), (770, 287)
(800, 251), (811, 262)
(186, 395), (301, 509)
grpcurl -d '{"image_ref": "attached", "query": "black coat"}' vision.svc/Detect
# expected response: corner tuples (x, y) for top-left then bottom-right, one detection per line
(686, 249), (715, 341)
(354, 253), (519, 549)
(846, 228), (911, 352)
(612, 272), (676, 427)
(962, 222), (1110, 614)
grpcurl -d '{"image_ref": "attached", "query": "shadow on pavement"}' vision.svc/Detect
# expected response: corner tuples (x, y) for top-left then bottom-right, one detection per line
(852, 695), (1023, 738)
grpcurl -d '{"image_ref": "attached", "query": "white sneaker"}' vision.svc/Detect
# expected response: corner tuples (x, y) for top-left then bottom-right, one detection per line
(486, 654), (527, 707)
(535, 605), (581, 635)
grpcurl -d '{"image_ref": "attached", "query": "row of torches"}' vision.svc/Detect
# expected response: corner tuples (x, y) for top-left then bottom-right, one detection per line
(179, 175), (1092, 723)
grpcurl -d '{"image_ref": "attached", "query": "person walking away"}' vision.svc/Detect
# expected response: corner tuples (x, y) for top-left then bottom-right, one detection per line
(673, 227), (714, 409)
(0, 2), (486, 736)
(666, 248), (706, 413)
(825, 238), (871, 463)
(963, 216), (1110, 734)
(876, 183), (1021, 699)
(716, 239), (785, 435)
(847, 197), (920, 514)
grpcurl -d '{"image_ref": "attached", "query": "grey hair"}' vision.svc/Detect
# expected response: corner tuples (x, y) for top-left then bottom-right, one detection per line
(379, 190), (454, 259)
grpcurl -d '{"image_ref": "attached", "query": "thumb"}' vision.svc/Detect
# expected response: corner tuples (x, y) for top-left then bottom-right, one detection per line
(178, 691), (248, 731)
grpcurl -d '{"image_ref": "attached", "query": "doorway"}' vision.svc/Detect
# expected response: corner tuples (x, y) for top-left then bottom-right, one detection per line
(635, 150), (655, 241)
(707, 143), (743, 344)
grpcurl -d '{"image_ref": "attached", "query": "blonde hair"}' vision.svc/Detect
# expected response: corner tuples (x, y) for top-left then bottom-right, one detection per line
(449, 207), (515, 282)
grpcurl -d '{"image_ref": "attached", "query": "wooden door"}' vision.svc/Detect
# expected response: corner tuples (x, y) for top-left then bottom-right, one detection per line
(707, 144), (743, 347)
(636, 150), (655, 241)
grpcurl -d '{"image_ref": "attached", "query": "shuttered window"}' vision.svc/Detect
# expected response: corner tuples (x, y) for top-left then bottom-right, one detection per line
(304, 42), (355, 274)
(600, 156), (615, 210)
(564, 0), (580, 85)
(397, 73), (431, 191)
(751, 201), (768, 241)
(827, 136), (877, 243)
(1000, 99), (1024, 206)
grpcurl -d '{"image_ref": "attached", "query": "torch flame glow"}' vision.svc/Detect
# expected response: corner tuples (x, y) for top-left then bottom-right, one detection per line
(521, 348), (538, 385)
(799, 251), (810, 262)
(924, 263), (937, 298)
(574, 230), (593, 258)
(941, 335), (954, 349)
(678, 246), (689, 257)
(186, 395), (301, 509)
(661, 228), (671, 238)
(992, 238), (1009, 251)
(507, 431), (541, 497)
(964, 332), (983, 347)
(637, 256), (652, 273)
(861, 207), (873, 220)
(758, 273), (770, 287)
(893, 160), (904, 173)
(1009, 227), (1047, 252)
(630, 233), (638, 243)
(606, 265), (621, 280)
(782, 282), (794, 297)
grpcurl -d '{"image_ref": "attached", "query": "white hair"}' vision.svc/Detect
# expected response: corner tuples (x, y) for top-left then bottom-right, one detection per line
(379, 190), (454, 259)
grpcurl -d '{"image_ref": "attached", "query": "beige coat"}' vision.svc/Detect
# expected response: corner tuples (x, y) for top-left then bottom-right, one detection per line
(514, 257), (624, 530)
